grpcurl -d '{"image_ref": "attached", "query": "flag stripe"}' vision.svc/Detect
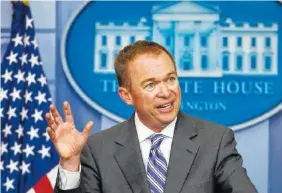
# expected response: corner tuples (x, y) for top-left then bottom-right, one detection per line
(33, 175), (53, 193)
(1, 2), (59, 193)
(46, 165), (59, 188)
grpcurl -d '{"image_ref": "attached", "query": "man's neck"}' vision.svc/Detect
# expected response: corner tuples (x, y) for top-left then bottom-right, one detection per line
(135, 112), (176, 132)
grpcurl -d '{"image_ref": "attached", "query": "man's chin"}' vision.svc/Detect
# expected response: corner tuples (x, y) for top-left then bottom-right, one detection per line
(158, 115), (177, 126)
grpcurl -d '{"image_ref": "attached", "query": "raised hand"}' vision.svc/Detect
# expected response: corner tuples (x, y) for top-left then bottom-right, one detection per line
(45, 101), (93, 171)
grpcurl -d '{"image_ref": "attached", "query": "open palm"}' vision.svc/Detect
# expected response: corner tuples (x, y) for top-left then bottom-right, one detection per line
(45, 102), (93, 160)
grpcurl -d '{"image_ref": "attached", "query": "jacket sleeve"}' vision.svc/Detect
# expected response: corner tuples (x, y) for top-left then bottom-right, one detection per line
(54, 141), (102, 193)
(214, 128), (258, 193)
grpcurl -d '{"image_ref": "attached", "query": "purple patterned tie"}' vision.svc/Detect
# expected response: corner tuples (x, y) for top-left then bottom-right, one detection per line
(147, 134), (168, 193)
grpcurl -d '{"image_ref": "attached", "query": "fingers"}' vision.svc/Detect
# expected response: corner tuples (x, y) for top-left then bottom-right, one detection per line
(47, 127), (57, 142)
(63, 101), (75, 125)
(45, 112), (58, 131)
(49, 104), (63, 124)
(82, 121), (94, 138)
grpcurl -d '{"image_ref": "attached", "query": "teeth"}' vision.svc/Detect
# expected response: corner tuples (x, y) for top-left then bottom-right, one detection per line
(159, 103), (171, 109)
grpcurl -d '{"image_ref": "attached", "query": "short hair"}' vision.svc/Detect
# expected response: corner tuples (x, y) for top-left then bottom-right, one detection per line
(114, 40), (176, 88)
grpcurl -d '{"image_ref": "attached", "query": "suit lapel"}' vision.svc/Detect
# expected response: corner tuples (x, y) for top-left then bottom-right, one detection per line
(164, 112), (200, 193)
(114, 115), (150, 193)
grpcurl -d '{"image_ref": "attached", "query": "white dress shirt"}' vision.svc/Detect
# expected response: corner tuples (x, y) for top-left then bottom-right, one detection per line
(58, 113), (177, 190)
(135, 113), (176, 171)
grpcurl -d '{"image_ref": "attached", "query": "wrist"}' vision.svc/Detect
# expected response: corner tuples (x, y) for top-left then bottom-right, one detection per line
(60, 155), (80, 172)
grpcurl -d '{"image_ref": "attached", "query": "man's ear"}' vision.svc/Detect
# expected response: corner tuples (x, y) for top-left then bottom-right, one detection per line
(118, 87), (133, 105)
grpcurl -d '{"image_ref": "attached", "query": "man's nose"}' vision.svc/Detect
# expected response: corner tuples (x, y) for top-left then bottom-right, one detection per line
(157, 83), (170, 98)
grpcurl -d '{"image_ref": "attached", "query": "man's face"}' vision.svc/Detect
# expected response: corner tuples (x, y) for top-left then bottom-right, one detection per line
(126, 52), (181, 130)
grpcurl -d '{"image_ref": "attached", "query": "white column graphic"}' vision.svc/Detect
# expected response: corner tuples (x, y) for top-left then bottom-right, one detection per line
(94, 34), (101, 72)
(257, 36), (264, 73)
(272, 35), (278, 74)
(243, 36), (250, 73)
(193, 27), (200, 72)
(229, 36), (235, 72)
(108, 35), (114, 71)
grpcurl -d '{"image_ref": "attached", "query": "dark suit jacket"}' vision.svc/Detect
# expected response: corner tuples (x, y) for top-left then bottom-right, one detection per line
(55, 112), (258, 193)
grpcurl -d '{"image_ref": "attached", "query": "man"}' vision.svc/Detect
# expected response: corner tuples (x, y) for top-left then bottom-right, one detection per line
(46, 41), (258, 193)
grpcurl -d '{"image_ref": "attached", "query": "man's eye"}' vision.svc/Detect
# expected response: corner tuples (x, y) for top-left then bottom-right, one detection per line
(144, 83), (155, 91)
(168, 77), (176, 83)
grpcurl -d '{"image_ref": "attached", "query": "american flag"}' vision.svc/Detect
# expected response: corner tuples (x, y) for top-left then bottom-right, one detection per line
(1, 1), (59, 193)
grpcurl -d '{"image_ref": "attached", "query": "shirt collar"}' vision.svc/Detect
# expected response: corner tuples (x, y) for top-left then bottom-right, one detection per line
(135, 112), (177, 143)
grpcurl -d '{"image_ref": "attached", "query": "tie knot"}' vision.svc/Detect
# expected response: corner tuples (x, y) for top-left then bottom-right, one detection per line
(149, 133), (165, 151)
